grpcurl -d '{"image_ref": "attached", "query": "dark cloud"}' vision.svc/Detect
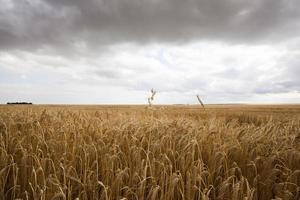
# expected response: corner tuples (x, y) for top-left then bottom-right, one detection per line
(1, 0), (300, 51)
(0, 0), (78, 51)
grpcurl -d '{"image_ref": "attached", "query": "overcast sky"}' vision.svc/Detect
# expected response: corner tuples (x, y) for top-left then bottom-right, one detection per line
(1, 0), (300, 104)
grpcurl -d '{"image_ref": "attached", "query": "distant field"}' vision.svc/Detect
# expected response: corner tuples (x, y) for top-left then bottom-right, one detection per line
(0, 105), (299, 200)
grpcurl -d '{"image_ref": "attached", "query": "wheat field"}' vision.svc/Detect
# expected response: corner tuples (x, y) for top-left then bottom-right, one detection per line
(0, 105), (299, 200)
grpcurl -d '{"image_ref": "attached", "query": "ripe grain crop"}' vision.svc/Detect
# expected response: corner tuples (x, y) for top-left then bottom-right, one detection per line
(0, 105), (299, 200)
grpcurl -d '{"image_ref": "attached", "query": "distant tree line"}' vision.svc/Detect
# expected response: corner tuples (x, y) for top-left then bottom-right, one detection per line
(7, 102), (33, 105)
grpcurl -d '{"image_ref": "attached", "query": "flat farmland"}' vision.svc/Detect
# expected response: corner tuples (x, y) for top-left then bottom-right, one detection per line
(0, 105), (299, 200)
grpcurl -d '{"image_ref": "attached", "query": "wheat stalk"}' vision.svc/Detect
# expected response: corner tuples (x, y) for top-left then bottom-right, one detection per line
(147, 88), (156, 107)
(196, 95), (205, 109)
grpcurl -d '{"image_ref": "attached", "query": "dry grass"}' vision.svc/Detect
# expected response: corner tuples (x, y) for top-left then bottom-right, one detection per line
(0, 104), (299, 200)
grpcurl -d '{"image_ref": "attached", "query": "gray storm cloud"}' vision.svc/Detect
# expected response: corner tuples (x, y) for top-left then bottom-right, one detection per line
(1, 0), (300, 51)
